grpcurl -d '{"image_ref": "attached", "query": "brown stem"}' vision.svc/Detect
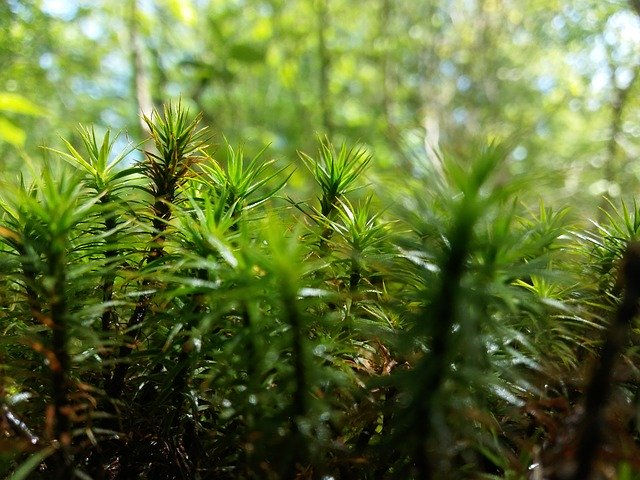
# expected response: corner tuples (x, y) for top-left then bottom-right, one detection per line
(106, 200), (170, 398)
(100, 210), (119, 332)
(283, 285), (308, 475)
(349, 262), (361, 292)
(165, 269), (208, 426)
(48, 247), (72, 477)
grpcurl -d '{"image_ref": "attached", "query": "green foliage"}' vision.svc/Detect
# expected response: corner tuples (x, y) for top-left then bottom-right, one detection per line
(299, 137), (372, 218)
(199, 139), (292, 216)
(3, 1), (640, 477)
(141, 102), (207, 200)
(54, 125), (139, 194)
(2, 102), (640, 479)
(0, 93), (44, 148)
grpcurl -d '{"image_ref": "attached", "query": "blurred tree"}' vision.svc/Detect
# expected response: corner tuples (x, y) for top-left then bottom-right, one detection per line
(1, 0), (640, 216)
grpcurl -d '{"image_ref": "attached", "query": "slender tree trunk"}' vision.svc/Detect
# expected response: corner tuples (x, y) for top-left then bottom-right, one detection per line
(593, 2), (640, 222)
(128, 0), (154, 136)
(378, 0), (391, 124)
(317, 0), (333, 137)
(597, 60), (639, 222)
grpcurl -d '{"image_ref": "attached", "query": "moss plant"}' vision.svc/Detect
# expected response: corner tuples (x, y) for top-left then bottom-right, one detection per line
(2, 104), (640, 479)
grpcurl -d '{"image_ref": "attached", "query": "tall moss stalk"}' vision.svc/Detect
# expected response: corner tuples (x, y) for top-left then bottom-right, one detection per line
(571, 242), (640, 480)
(107, 102), (206, 398)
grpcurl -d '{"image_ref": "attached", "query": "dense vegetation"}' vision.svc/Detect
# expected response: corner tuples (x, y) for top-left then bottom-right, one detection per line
(1, 102), (640, 479)
(3, 1), (640, 479)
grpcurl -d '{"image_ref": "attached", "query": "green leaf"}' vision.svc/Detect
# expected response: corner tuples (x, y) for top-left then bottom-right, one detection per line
(165, 0), (195, 25)
(0, 117), (26, 147)
(7, 445), (57, 480)
(229, 43), (265, 63)
(0, 93), (44, 116)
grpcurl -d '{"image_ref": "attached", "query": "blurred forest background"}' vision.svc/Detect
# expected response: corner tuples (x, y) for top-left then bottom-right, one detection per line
(2, 0), (640, 214)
